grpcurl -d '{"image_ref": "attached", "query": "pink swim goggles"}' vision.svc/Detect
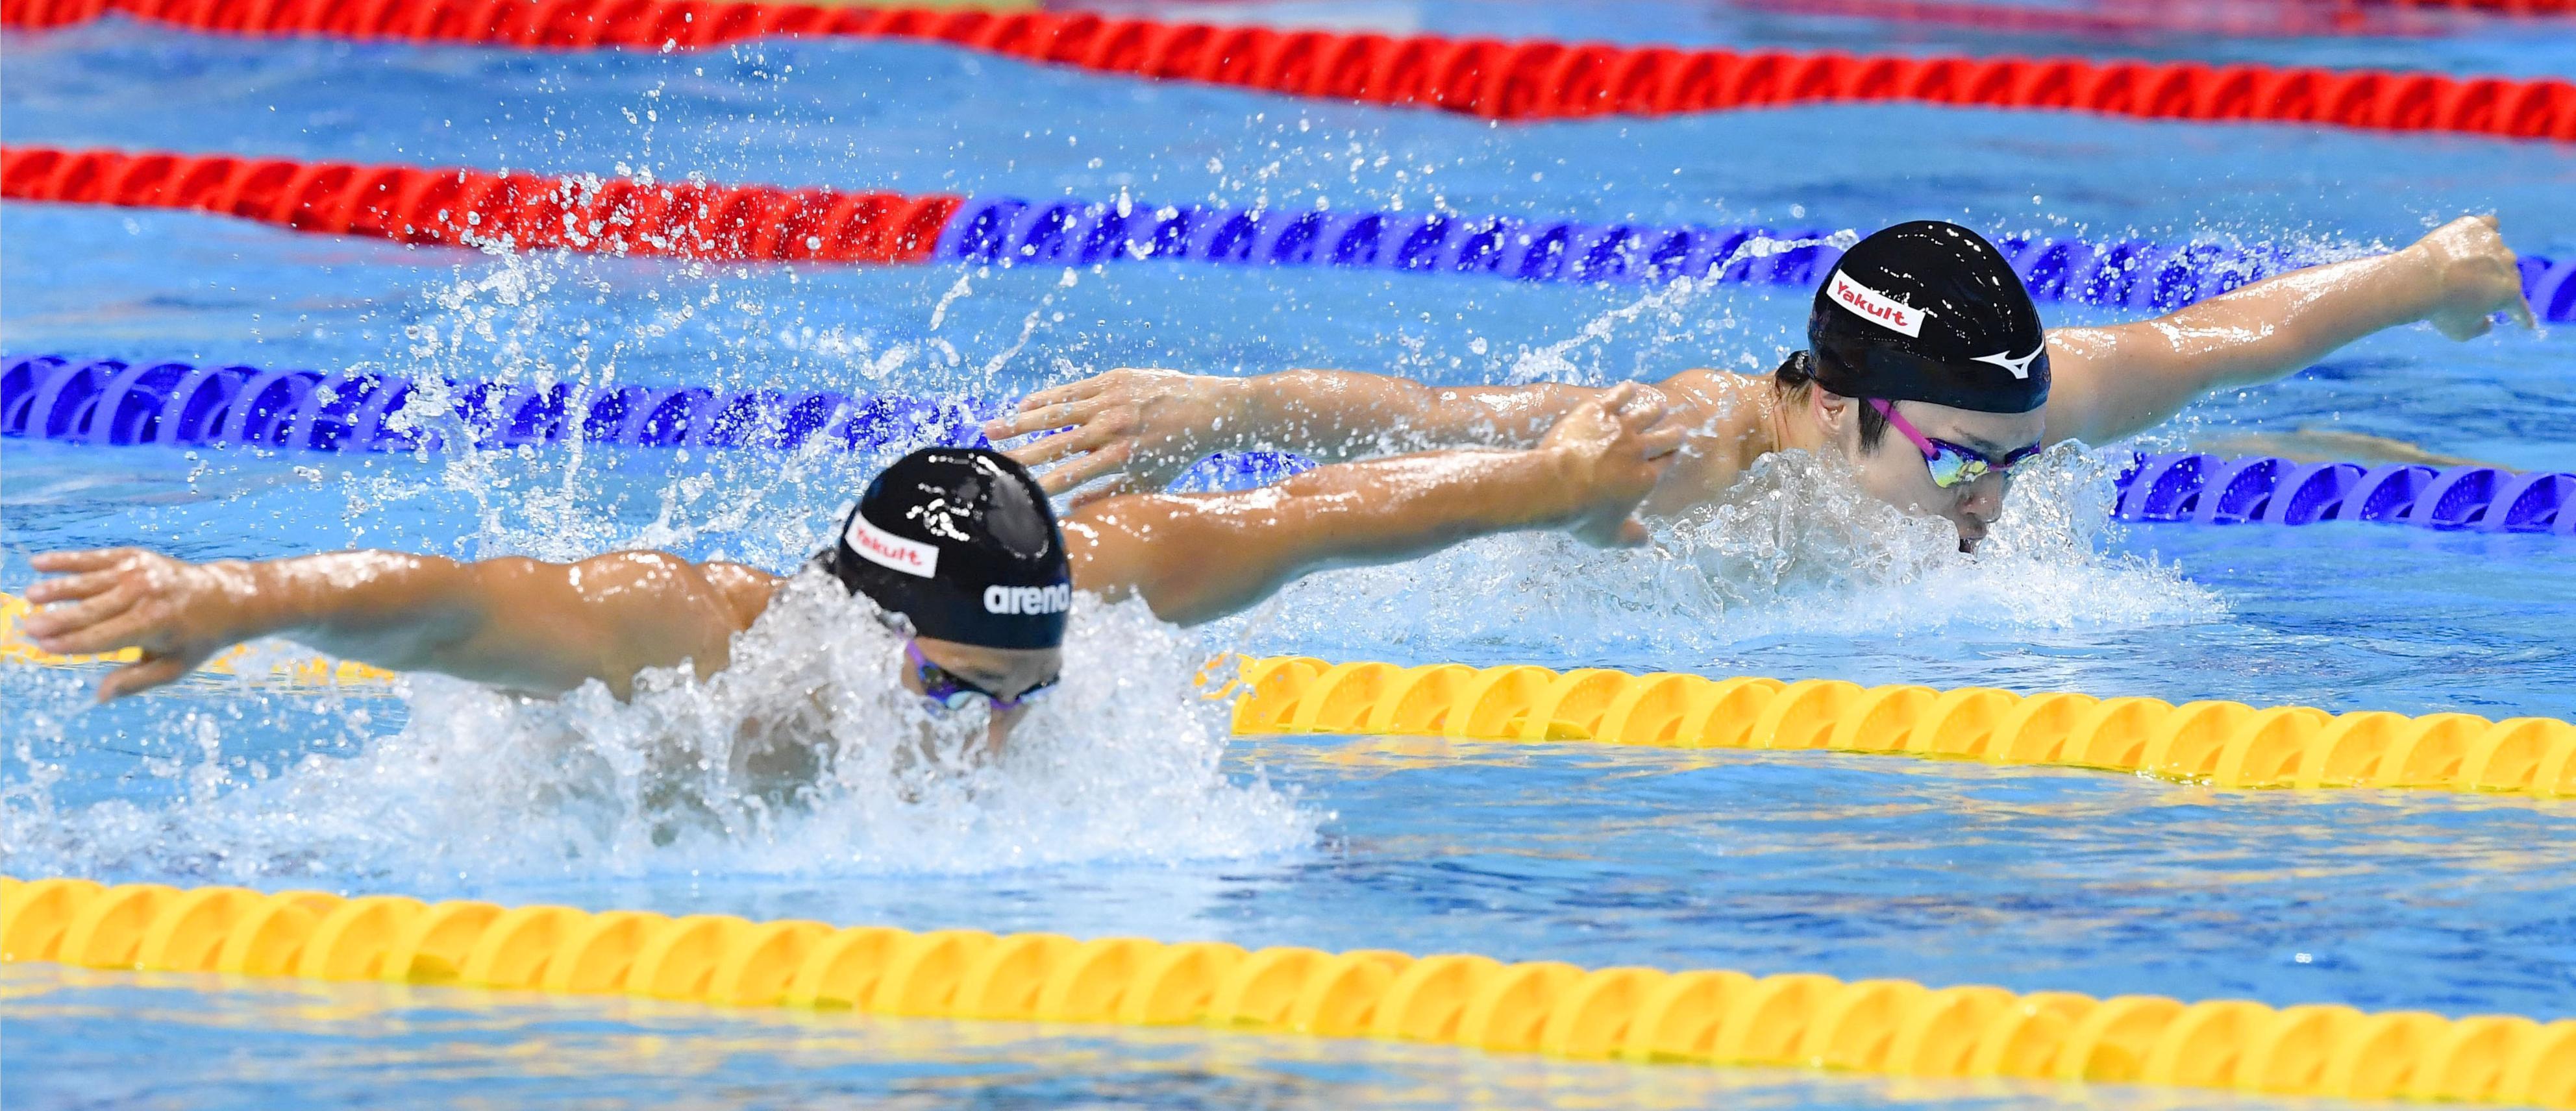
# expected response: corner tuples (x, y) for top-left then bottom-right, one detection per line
(1870, 398), (2041, 489)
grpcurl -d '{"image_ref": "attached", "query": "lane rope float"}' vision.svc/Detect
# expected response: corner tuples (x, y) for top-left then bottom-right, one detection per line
(938, 192), (2575, 320)
(5, 600), (2570, 800)
(1735, 0), (2574, 36)
(0, 146), (961, 267)
(2, 875), (2569, 1105)
(0, 353), (1308, 491)
(1222, 656), (2576, 797)
(2114, 452), (2575, 535)
(8, 352), (2571, 537)
(10, 146), (2575, 323)
(1, 0), (2569, 141)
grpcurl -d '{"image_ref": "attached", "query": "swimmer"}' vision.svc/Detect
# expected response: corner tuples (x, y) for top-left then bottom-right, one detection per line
(986, 215), (2535, 550)
(19, 385), (1679, 751)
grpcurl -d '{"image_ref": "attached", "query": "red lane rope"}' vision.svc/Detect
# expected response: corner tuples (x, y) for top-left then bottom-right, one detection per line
(3, 0), (2568, 141)
(0, 146), (960, 265)
(1739, 0), (2571, 32)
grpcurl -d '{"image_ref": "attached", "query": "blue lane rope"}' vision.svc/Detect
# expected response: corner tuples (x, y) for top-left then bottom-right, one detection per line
(937, 195), (2576, 322)
(0, 352), (1301, 491)
(2112, 452), (2575, 535)
(6, 354), (2567, 533)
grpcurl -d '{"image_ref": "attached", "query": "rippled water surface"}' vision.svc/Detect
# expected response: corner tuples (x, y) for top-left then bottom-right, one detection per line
(5, 6), (2575, 1109)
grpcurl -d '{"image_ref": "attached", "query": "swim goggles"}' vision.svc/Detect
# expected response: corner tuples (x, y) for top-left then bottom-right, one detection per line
(1870, 398), (2041, 489)
(905, 639), (1058, 712)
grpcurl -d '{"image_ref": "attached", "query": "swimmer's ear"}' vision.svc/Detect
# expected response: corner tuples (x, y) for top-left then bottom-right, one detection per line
(1811, 389), (1855, 435)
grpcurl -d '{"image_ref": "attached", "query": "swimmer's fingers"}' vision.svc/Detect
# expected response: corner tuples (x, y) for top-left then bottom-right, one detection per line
(1001, 414), (1118, 472)
(1017, 375), (1111, 414)
(1615, 518), (1650, 547)
(29, 603), (164, 658)
(29, 548), (132, 575)
(24, 566), (129, 606)
(2507, 291), (2537, 331)
(21, 580), (142, 641)
(95, 654), (193, 703)
(1014, 434), (1128, 494)
(1035, 442), (1136, 501)
(984, 397), (1106, 445)
(1639, 421), (1686, 459)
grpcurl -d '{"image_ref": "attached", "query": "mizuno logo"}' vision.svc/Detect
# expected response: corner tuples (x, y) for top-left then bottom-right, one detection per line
(1971, 344), (2044, 380)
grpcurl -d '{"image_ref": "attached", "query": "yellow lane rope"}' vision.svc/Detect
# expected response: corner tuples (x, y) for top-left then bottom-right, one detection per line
(2, 876), (2568, 1105)
(7, 594), (2570, 796)
(1225, 656), (2576, 797)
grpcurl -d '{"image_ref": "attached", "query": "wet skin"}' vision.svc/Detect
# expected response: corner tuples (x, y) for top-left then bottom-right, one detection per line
(985, 216), (2534, 545)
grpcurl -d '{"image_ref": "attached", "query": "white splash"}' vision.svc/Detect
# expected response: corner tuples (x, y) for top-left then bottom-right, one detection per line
(1220, 444), (2223, 665)
(0, 574), (1316, 887)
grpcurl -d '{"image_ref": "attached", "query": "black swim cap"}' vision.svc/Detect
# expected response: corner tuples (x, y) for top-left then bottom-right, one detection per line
(1806, 220), (2050, 414)
(818, 447), (1072, 650)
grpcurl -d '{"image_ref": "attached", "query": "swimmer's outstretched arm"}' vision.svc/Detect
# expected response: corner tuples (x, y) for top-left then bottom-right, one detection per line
(987, 365), (1674, 502)
(19, 548), (778, 701)
(2043, 215), (2536, 446)
(1062, 384), (1680, 625)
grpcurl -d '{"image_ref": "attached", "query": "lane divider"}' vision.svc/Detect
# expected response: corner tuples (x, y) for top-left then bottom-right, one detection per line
(0, 353), (1307, 491)
(3, 875), (2570, 1105)
(6, 599), (2571, 800)
(1737, 0), (2574, 36)
(0, 146), (960, 266)
(1, 0), (2568, 141)
(2115, 452), (2575, 535)
(1222, 656), (2576, 798)
(939, 193), (2576, 319)
(11, 147), (2573, 323)
(8, 352), (2571, 538)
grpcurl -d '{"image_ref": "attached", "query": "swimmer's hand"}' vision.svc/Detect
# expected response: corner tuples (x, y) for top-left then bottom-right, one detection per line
(1539, 382), (1685, 548)
(22, 548), (256, 700)
(986, 368), (1245, 506)
(2412, 214), (2536, 339)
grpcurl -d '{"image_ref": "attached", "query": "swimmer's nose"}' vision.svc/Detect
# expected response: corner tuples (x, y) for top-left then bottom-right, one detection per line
(1957, 474), (2005, 524)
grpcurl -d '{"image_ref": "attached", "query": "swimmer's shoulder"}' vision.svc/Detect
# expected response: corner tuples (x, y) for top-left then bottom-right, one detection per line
(1653, 367), (1755, 411)
(1640, 369), (1774, 516)
(700, 560), (787, 632)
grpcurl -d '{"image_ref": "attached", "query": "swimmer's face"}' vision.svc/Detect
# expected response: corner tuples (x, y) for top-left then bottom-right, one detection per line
(1820, 393), (2044, 550)
(902, 636), (1065, 755)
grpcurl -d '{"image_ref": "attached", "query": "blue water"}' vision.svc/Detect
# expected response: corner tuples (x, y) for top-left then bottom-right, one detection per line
(5, 10), (2576, 1110)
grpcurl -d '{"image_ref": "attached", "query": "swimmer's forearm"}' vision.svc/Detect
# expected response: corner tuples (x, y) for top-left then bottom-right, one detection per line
(2050, 246), (2446, 443)
(1073, 448), (1578, 624)
(229, 552), (498, 672)
(1232, 370), (1587, 459)
(2164, 247), (2442, 385)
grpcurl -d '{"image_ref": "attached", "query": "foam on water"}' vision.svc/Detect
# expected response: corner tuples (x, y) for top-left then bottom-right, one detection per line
(1225, 443), (2224, 667)
(0, 574), (1317, 886)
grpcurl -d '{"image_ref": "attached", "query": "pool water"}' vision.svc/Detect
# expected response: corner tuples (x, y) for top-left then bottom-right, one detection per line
(4, 5), (2575, 1108)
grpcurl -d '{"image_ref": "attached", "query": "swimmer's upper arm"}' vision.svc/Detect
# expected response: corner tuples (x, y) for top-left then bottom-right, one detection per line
(700, 561), (786, 631)
(2037, 324), (2191, 446)
(451, 551), (758, 695)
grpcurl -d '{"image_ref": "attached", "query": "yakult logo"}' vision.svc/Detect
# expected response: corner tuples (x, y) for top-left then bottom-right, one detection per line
(1829, 271), (1929, 338)
(985, 583), (1073, 617)
(845, 515), (939, 579)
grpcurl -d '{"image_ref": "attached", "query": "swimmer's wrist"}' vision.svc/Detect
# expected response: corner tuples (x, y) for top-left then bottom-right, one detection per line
(1526, 442), (1590, 528)
(1211, 374), (1265, 452)
(198, 559), (286, 643)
